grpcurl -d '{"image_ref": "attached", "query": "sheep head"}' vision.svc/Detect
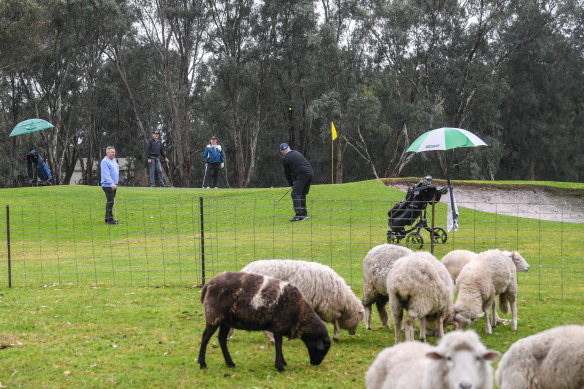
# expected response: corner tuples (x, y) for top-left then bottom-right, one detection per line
(301, 333), (331, 365)
(339, 308), (364, 335)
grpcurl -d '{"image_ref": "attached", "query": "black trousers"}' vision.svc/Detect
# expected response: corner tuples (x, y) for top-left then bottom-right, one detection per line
(102, 187), (117, 222)
(291, 175), (312, 216)
(205, 162), (221, 188)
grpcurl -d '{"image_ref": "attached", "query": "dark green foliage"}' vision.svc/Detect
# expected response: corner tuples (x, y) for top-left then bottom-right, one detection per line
(0, 0), (582, 187)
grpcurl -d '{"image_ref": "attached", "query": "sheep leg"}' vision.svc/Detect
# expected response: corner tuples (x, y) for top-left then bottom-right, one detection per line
(484, 307), (492, 335)
(404, 316), (416, 342)
(491, 301), (497, 328)
(364, 304), (373, 330)
(419, 317), (427, 342)
(198, 323), (219, 369)
(511, 299), (518, 332)
(333, 320), (340, 341)
(437, 316), (445, 339)
(218, 323), (235, 367)
(376, 296), (391, 328)
(390, 301), (403, 343)
(273, 332), (286, 372)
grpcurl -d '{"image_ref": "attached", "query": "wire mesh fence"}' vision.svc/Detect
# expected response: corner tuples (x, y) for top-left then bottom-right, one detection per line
(0, 196), (582, 298)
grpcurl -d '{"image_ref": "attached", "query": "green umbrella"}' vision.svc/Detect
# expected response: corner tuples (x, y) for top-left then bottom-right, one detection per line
(407, 127), (488, 235)
(406, 127), (487, 152)
(10, 118), (54, 137)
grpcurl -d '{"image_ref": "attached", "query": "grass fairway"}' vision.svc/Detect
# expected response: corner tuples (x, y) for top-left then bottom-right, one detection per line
(0, 179), (583, 387)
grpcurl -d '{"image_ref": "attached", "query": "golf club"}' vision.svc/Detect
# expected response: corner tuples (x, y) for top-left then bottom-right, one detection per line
(202, 166), (208, 188)
(274, 188), (292, 203)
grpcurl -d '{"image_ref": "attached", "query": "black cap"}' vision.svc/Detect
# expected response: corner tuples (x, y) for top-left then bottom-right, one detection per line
(153, 130), (160, 134)
(211, 135), (217, 140)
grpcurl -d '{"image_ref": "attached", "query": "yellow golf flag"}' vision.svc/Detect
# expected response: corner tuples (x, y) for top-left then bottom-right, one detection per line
(331, 122), (337, 140)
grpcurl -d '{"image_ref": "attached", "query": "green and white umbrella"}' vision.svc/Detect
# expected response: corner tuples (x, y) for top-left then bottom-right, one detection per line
(406, 127), (487, 152)
(10, 118), (54, 137)
(407, 127), (488, 233)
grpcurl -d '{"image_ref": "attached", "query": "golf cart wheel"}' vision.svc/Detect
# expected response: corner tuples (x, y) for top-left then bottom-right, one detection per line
(431, 227), (447, 244)
(406, 233), (424, 250)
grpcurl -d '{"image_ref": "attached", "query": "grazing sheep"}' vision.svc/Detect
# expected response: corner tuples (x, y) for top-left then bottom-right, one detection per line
(496, 325), (584, 389)
(453, 249), (529, 334)
(366, 330), (500, 389)
(240, 259), (364, 341)
(441, 249), (478, 282)
(387, 251), (454, 343)
(198, 271), (331, 372)
(441, 249), (529, 283)
(362, 244), (414, 330)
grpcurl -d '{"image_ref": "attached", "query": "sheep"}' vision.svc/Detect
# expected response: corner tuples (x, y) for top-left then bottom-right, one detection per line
(197, 271), (331, 372)
(366, 330), (500, 389)
(496, 325), (584, 389)
(453, 249), (530, 334)
(240, 259), (364, 341)
(362, 244), (414, 330)
(441, 249), (478, 282)
(387, 251), (454, 343)
(441, 249), (529, 283)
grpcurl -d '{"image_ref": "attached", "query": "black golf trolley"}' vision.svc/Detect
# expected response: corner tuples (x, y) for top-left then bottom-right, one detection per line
(386, 176), (449, 250)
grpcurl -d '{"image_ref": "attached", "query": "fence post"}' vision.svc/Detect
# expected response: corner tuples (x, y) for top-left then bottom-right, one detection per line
(6, 205), (11, 288)
(199, 197), (205, 285)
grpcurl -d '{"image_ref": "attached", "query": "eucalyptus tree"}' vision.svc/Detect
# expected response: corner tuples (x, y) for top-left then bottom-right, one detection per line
(361, 0), (563, 179)
(133, 0), (210, 186)
(1, 0), (128, 184)
(497, 1), (584, 181)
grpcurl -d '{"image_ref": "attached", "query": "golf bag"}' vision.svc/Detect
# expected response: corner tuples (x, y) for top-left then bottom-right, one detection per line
(23, 150), (52, 185)
(387, 176), (448, 248)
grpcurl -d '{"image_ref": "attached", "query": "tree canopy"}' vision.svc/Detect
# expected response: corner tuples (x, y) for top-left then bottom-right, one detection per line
(1, 0), (582, 187)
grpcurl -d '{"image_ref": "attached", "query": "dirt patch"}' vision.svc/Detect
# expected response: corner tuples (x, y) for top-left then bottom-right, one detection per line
(382, 179), (584, 223)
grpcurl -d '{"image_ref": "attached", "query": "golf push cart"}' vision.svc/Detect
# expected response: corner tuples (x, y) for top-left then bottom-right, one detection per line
(387, 176), (448, 249)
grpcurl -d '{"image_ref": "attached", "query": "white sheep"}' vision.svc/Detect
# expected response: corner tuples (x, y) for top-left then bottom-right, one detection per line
(441, 249), (529, 283)
(240, 259), (364, 341)
(441, 249), (478, 282)
(387, 251), (454, 343)
(198, 271), (331, 372)
(496, 325), (584, 389)
(453, 249), (530, 334)
(366, 330), (500, 389)
(362, 244), (414, 330)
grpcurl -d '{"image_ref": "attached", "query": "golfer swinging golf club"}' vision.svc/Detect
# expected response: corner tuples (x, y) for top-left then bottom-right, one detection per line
(280, 143), (313, 222)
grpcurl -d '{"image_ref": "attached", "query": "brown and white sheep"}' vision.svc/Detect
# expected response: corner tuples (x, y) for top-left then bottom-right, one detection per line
(197, 271), (331, 372)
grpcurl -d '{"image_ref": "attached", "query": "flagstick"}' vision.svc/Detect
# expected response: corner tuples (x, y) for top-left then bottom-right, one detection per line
(331, 136), (334, 184)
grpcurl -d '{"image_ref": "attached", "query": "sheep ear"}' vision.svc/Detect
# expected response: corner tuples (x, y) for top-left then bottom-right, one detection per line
(426, 351), (443, 360)
(483, 351), (501, 361)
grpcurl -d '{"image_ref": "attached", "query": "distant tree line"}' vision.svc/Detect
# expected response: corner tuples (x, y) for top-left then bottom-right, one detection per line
(1, 0), (582, 188)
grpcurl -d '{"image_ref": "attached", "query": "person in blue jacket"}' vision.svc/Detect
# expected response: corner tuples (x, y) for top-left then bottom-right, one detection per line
(203, 135), (224, 188)
(280, 143), (313, 222)
(101, 146), (120, 225)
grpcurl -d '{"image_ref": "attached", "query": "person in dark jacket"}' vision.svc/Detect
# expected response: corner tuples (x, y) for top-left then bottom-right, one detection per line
(280, 143), (313, 222)
(145, 130), (169, 187)
(203, 135), (224, 188)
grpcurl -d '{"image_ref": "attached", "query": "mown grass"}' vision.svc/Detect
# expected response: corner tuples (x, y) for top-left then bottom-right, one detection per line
(0, 179), (583, 387)
(0, 285), (582, 388)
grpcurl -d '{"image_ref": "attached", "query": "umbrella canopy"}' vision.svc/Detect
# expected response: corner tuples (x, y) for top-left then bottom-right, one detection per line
(10, 119), (54, 137)
(406, 127), (487, 152)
